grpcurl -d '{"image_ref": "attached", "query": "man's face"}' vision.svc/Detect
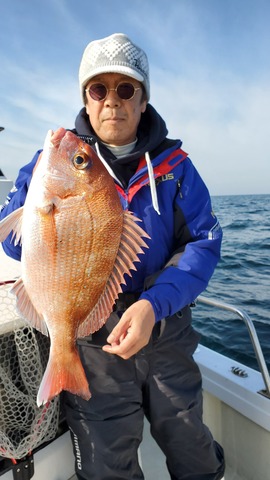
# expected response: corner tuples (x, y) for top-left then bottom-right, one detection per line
(85, 73), (147, 146)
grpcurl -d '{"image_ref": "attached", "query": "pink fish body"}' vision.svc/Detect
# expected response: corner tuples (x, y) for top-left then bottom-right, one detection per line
(0, 128), (149, 406)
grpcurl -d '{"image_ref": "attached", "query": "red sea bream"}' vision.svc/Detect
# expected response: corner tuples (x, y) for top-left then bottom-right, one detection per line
(0, 128), (149, 406)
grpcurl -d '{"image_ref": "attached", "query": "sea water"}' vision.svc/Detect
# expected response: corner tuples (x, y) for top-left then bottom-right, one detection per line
(193, 194), (270, 371)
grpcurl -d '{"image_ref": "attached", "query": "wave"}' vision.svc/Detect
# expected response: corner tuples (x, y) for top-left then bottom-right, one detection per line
(196, 194), (270, 371)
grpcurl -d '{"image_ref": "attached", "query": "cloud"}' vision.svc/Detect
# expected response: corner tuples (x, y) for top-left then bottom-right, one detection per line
(0, 60), (80, 180)
(150, 65), (270, 195)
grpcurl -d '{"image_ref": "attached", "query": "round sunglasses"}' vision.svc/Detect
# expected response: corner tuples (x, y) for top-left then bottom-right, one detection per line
(85, 82), (141, 101)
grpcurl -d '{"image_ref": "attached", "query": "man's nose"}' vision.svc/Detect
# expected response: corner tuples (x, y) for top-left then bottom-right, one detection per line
(104, 89), (121, 107)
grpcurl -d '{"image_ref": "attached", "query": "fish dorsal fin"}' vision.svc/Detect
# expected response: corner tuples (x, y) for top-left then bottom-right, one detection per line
(77, 211), (150, 337)
(0, 207), (24, 245)
(11, 278), (48, 336)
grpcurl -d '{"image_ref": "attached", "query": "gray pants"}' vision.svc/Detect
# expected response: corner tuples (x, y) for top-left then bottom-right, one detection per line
(63, 307), (225, 480)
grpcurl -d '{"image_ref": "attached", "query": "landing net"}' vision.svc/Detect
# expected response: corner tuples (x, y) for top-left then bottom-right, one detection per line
(0, 282), (59, 460)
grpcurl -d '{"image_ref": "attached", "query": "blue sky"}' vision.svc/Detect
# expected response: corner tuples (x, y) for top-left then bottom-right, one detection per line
(1, 0), (270, 195)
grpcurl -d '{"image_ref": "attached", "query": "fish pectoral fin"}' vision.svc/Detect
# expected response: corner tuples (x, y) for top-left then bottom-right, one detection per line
(11, 278), (48, 336)
(77, 211), (150, 338)
(0, 206), (24, 245)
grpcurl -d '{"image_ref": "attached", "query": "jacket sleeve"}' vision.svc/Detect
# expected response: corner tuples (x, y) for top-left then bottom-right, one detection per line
(0, 150), (41, 260)
(140, 157), (222, 321)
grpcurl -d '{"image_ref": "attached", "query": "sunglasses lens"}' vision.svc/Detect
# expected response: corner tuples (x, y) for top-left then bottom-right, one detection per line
(87, 82), (137, 101)
(117, 83), (135, 100)
(89, 84), (107, 101)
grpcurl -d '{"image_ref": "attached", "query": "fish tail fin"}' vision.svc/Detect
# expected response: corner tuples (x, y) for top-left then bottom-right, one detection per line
(37, 349), (91, 407)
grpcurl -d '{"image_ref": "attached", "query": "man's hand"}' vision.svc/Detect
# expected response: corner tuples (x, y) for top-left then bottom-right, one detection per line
(102, 299), (155, 359)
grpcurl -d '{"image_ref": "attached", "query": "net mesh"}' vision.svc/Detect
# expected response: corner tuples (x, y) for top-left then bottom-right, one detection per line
(0, 282), (59, 460)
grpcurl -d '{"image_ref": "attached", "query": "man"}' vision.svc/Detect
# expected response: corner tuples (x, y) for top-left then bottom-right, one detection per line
(1, 33), (225, 479)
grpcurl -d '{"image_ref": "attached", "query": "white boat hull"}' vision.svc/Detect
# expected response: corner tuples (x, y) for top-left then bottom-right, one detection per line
(0, 432), (75, 480)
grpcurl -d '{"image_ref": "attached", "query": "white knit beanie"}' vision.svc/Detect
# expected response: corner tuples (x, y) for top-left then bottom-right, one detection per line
(79, 33), (150, 102)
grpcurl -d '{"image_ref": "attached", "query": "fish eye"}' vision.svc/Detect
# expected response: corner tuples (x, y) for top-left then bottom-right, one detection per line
(73, 153), (91, 170)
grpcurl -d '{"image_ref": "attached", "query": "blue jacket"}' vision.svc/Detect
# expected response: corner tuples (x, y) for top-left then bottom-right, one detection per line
(0, 105), (222, 322)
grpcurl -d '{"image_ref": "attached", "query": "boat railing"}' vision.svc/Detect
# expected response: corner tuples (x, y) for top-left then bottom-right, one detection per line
(197, 295), (270, 398)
